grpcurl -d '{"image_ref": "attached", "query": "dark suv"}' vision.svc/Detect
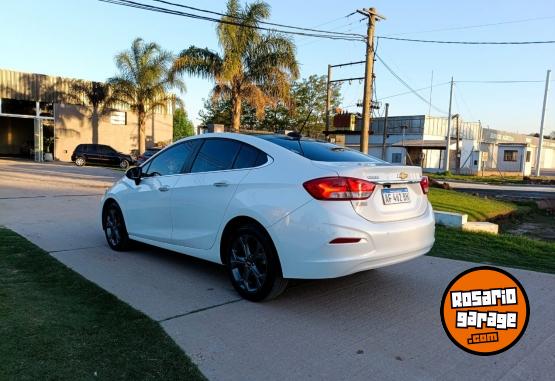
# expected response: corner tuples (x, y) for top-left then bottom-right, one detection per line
(71, 144), (134, 169)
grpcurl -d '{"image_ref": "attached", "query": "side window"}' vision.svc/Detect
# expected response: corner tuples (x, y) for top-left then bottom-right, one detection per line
(143, 141), (199, 177)
(99, 146), (111, 155)
(233, 143), (267, 169)
(191, 139), (241, 173)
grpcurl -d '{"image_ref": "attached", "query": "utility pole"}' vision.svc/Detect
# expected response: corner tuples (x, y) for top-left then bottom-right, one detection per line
(325, 64), (332, 133)
(455, 114), (460, 173)
(357, 7), (385, 154)
(324, 60), (365, 138)
(381, 103), (389, 160)
(444, 77), (454, 172)
(535, 69), (551, 176)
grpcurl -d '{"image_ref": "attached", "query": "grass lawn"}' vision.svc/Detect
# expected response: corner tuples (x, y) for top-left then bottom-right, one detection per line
(0, 227), (205, 381)
(428, 173), (525, 184)
(430, 226), (555, 274)
(427, 172), (554, 184)
(428, 188), (519, 221)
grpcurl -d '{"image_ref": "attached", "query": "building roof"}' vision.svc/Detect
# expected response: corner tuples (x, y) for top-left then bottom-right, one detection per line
(391, 139), (447, 148)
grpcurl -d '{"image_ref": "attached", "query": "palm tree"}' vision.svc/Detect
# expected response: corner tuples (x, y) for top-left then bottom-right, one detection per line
(108, 38), (185, 154)
(172, 0), (299, 132)
(68, 80), (109, 144)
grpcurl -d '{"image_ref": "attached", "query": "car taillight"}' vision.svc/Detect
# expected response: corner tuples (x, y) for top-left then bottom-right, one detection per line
(420, 176), (430, 195)
(303, 177), (375, 200)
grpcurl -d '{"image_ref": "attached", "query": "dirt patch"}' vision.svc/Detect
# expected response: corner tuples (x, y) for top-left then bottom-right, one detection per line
(494, 204), (555, 241)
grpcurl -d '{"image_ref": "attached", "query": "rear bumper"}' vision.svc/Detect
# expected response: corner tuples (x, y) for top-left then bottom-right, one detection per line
(268, 200), (435, 279)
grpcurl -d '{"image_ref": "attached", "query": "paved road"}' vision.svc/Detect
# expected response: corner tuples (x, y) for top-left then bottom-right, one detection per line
(1, 159), (554, 380)
(444, 180), (555, 201)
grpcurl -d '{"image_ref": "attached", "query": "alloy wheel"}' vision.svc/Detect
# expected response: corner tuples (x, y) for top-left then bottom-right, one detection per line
(105, 207), (122, 247)
(120, 160), (129, 169)
(229, 234), (269, 293)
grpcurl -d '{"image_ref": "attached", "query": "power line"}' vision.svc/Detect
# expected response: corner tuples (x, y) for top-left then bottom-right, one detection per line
(453, 83), (477, 121)
(388, 15), (555, 36)
(98, 0), (366, 41)
(377, 36), (555, 45)
(375, 54), (447, 114)
(296, 17), (366, 47)
(378, 82), (450, 100)
(151, 0), (363, 37)
(455, 80), (548, 83)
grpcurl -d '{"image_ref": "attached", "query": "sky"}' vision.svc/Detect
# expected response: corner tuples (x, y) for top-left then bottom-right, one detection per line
(2, 0), (554, 134)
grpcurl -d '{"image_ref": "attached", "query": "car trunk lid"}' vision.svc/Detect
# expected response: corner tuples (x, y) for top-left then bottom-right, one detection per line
(311, 161), (428, 223)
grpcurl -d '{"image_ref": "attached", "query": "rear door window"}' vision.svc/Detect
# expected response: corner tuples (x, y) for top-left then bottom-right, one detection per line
(191, 139), (242, 173)
(232, 143), (267, 169)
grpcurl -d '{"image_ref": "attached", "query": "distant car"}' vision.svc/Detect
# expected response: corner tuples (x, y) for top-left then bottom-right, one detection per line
(71, 144), (134, 169)
(136, 147), (162, 165)
(100, 133), (435, 301)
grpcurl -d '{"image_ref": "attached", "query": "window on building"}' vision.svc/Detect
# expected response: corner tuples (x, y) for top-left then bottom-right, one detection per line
(110, 111), (127, 125)
(526, 151), (531, 163)
(503, 150), (518, 162)
(391, 153), (402, 163)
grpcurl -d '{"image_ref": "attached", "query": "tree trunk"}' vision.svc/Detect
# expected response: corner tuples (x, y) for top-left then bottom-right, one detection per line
(138, 111), (146, 155)
(92, 105), (99, 144)
(231, 95), (242, 132)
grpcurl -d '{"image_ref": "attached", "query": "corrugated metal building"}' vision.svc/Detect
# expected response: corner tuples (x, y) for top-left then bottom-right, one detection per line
(0, 68), (173, 162)
(328, 113), (555, 176)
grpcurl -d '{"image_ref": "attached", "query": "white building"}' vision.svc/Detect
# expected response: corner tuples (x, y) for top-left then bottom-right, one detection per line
(328, 114), (555, 176)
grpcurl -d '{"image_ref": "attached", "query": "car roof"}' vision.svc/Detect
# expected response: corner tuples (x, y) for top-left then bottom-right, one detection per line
(173, 133), (308, 161)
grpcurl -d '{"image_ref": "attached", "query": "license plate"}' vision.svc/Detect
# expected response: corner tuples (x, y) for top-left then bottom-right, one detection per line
(382, 188), (410, 205)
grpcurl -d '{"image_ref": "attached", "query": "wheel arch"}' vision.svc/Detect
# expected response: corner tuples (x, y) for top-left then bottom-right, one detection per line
(219, 216), (283, 276)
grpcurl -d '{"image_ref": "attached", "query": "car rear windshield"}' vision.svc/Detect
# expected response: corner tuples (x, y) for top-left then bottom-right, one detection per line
(259, 136), (387, 163)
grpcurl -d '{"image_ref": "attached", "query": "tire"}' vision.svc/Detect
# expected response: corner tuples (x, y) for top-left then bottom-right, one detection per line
(119, 159), (130, 169)
(103, 201), (131, 251)
(75, 157), (86, 166)
(225, 223), (288, 302)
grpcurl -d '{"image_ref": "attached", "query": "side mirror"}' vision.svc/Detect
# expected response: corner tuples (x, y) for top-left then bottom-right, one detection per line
(126, 166), (142, 185)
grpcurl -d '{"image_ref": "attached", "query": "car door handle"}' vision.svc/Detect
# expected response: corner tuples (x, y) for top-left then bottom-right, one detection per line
(158, 185), (170, 192)
(213, 181), (229, 187)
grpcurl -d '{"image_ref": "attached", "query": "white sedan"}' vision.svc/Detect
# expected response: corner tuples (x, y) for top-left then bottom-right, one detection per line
(101, 133), (435, 301)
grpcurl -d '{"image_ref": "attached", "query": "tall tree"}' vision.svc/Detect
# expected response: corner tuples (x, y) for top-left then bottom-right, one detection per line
(199, 98), (259, 130)
(172, 0), (299, 132)
(198, 75), (341, 136)
(173, 108), (195, 140)
(68, 81), (109, 144)
(108, 38), (185, 154)
(290, 75), (341, 137)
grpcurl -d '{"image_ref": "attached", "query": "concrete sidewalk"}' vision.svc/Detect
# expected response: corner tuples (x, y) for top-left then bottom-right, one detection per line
(1, 163), (554, 380)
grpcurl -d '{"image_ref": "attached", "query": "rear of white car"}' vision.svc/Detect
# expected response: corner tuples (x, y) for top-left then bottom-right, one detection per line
(259, 136), (435, 279)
